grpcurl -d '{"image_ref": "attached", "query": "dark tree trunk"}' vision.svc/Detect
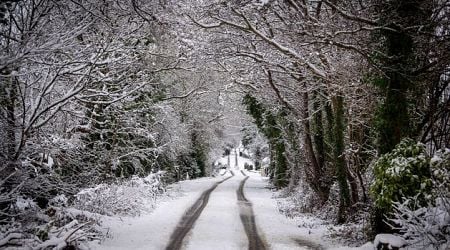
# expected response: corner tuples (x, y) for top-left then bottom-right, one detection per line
(312, 90), (325, 174)
(346, 167), (359, 205)
(332, 95), (350, 223)
(302, 90), (329, 204)
(0, 68), (23, 200)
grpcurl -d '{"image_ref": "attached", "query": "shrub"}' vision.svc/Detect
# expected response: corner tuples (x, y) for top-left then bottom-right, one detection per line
(370, 138), (432, 212)
(389, 148), (450, 249)
(244, 163), (254, 171)
(73, 172), (166, 216)
(430, 148), (450, 198)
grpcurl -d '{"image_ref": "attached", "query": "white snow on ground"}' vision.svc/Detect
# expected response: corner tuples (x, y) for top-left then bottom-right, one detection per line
(91, 152), (362, 250)
(374, 234), (406, 248)
(329, 242), (374, 250)
(90, 173), (232, 250)
(244, 171), (329, 249)
(184, 176), (247, 250)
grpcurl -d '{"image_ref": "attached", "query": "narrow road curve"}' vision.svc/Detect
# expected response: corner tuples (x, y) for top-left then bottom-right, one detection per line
(165, 175), (233, 250)
(237, 176), (267, 250)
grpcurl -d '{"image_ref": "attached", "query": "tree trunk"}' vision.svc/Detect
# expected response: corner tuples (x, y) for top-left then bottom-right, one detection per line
(274, 141), (288, 188)
(332, 94), (350, 223)
(346, 167), (359, 205)
(356, 167), (367, 203)
(0, 68), (21, 191)
(302, 90), (329, 204)
(312, 90), (325, 174)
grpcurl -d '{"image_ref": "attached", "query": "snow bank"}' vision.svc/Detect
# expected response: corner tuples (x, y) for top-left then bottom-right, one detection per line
(329, 242), (374, 250)
(74, 171), (166, 216)
(374, 234), (406, 249)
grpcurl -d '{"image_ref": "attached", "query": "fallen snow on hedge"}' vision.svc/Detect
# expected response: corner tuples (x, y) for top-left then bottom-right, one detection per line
(74, 171), (167, 216)
(0, 172), (169, 249)
(388, 148), (450, 250)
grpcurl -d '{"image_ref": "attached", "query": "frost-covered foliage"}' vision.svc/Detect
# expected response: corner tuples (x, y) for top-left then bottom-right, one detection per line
(0, 172), (168, 249)
(74, 172), (166, 216)
(0, 196), (102, 249)
(0, 223), (28, 248)
(276, 181), (318, 216)
(276, 181), (371, 247)
(388, 148), (450, 249)
(370, 139), (432, 211)
(31, 208), (102, 250)
(390, 197), (449, 249)
(430, 149), (450, 197)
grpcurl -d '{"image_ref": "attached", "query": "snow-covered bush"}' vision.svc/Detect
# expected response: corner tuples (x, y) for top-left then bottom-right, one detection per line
(8, 196), (50, 228)
(388, 148), (450, 249)
(1, 173), (167, 248)
(34, 219), (95, 250)
(0, 223), (26, 248)
(430, 148), (450, 197)
(370, 139), (432, 212)
(390, 197), (449, 249)
(13, 196), (39, 212)
(31, 207), (103, 250)
(74, 172), (166, 216)
(0, 199), (102, 249)
(49, 194), (69, 207)
(276, 180), (318, 216)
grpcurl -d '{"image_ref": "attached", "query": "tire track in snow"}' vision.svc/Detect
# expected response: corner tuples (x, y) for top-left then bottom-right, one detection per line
(292, 238), (324, 250)
(237, 176), (267, 250)
(165, 175), (233, 250)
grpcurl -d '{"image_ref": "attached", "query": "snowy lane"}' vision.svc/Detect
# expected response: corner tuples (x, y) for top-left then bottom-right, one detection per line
(166, 175), (234, 250)
(184, 174), (247, 250)
(92, 175), (233, 250)
(237, 176), (267, 250)
(244, 172), (324, 250)
(93, 169), (327, 250)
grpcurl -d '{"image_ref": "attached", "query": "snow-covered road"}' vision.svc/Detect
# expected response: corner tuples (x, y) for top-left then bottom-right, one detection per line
(183, 173), (247, 250)
(92, 169), (324, 250)
(92, 152), (326, 250)
(244, 172), (325, 250)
